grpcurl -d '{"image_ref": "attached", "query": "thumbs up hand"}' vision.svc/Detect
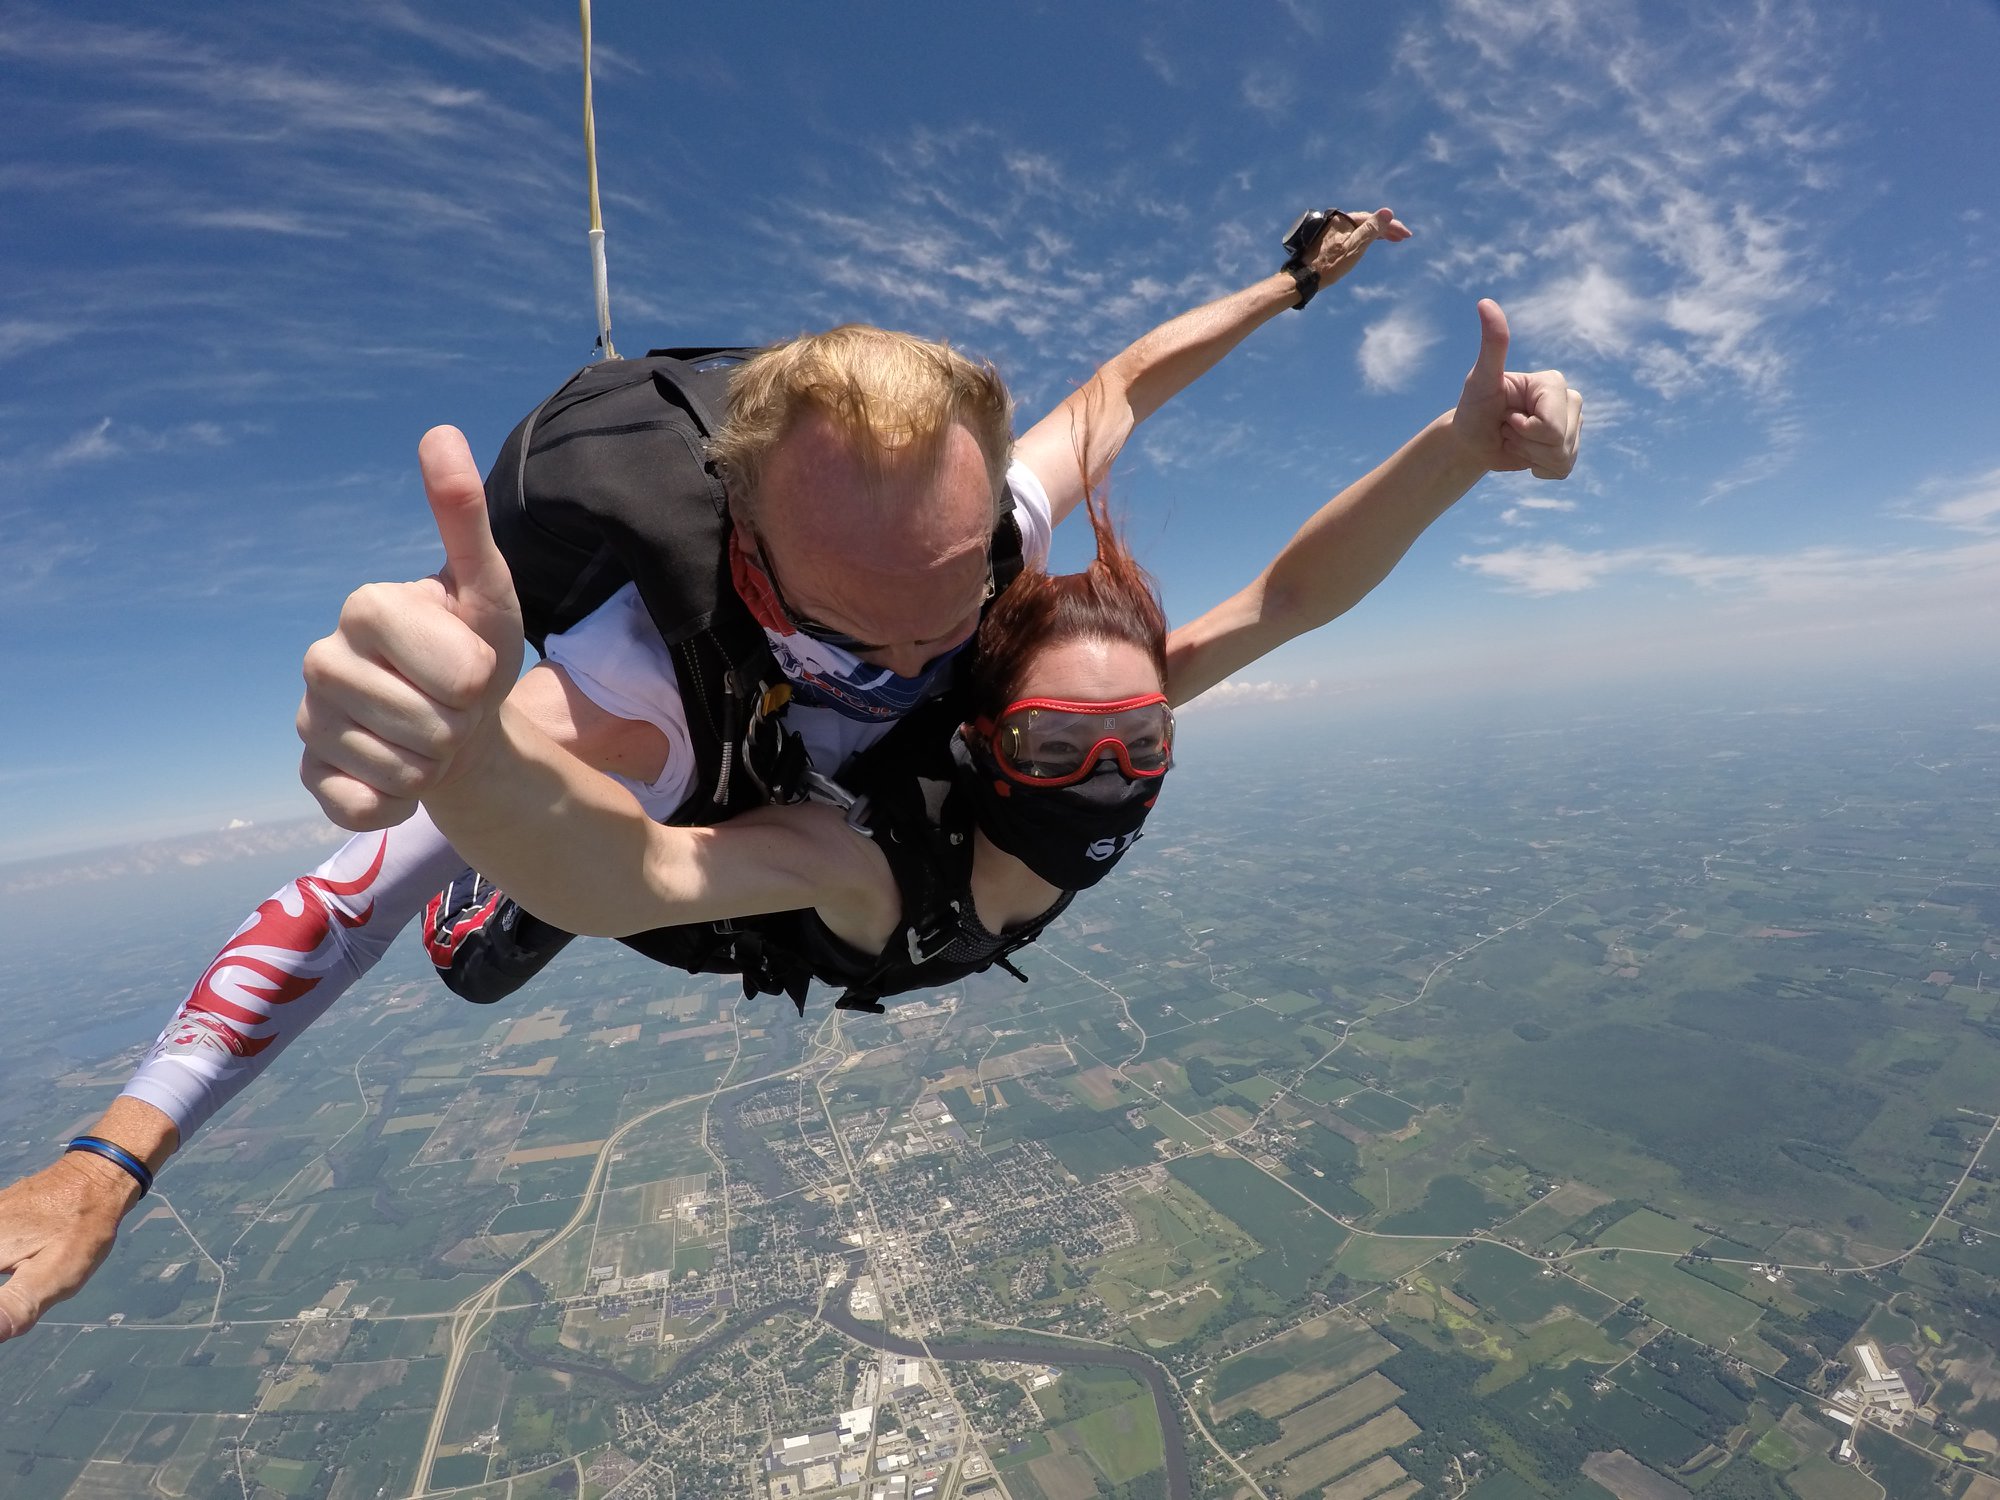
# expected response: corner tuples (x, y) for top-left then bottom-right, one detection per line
(298, 427), (525, 830)
(1449, 299), (1583, 480)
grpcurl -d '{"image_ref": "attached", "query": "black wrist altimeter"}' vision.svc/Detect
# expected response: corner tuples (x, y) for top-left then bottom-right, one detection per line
(1281, 207), (1355, 310)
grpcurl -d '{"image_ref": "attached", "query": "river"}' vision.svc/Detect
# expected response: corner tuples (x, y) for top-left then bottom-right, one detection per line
(816, 1263), (1192, 1500)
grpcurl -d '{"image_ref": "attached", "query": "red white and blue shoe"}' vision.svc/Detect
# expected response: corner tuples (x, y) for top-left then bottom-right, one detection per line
(423, 869), (575, 1005)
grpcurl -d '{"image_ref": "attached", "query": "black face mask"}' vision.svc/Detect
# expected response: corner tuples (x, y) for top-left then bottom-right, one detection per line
(954, 734), (1165, 891)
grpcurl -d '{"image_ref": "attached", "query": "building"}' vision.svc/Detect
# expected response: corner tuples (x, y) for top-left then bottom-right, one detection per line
(1851, 1342), (1914, 1413)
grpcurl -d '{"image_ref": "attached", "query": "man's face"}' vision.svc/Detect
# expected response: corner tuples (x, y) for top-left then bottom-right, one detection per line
(744, 411), (997, 679)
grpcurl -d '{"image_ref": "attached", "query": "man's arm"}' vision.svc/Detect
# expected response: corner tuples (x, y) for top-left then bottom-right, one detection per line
(424, 699), (865, 939)
(1017, 207), (1410, 523)
(362, 429), (874, 938)
(1166, 300), (1582, 705)
(507, 660), (674, 784)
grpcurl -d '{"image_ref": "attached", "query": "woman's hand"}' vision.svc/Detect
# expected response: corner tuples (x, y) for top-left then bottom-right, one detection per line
(1449, 299), (1583, 480)
(1306, 206), (1412, 292)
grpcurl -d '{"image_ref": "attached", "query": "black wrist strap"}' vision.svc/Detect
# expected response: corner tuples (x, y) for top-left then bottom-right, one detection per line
(67, 1136), (154, 1197)
(1285, 262), (1321, 310)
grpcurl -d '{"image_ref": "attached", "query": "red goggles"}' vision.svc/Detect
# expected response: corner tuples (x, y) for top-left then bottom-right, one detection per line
(975, 693), (1175, 787)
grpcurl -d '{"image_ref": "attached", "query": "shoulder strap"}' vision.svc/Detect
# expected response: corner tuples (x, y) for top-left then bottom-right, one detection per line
(486, 349), (803, 822)
(991, 488), (1024, 592)
(485, 348), (762, 651)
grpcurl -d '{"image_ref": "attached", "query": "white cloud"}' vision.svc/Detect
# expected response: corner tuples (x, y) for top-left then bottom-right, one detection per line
(46, 417), (117, 467)
(1458, 542), (1633, 594)
(1511, 264), (1647, 359)
(0, 318), (67, 361)
(1904, 467), (2000, 535)
(1135, 414), (1254, 473)
(175, 207), (346, 238)
(1358, 307), (1440, 393)
(1458, 536), (2000, 603)
(1697, 413), (1807, 505)
(1396, 0), (1840, 401)
(365, 1), (614, 75)
(1138, 36), (1177, 85)
(1181, 678), (1323, 711)
(0, 513), (96, 601)
(767, 134), (1243, 411)
(1241, 67), (1296, 120)
(1499, 496), (1579, 527)
(45, 417), (230, 468)
(1277, 0), (1325, 38)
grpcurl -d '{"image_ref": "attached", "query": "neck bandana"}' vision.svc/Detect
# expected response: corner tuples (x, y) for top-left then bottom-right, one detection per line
(729, 531), (966, 722)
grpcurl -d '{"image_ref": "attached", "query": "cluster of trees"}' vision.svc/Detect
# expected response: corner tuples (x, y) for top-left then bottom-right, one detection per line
(1759, 1302), (1866, 1390)
(1379, 1335), (1598, 1492)
(1379, 1329), (1770, 1497)
(1185, 1057), (1260, 1099)
(1092, 1471), (1167, 1500)
(1678, 1458), (1793, 1500)
(1155, 1286), (1261, 1374)
(1635, 1335), (1756, 1440)
(1210, 1410), (1280, 1454)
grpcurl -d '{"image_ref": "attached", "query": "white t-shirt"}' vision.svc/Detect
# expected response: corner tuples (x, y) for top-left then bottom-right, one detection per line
(544, 459), (1055, 819)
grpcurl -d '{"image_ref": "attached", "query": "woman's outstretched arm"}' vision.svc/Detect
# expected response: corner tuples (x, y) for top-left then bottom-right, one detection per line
(1164, 300), (1582, 706)
(1017, 208), (1410, 525)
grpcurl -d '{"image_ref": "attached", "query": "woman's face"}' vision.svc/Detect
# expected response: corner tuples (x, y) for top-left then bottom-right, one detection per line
(1008, 635), (1162, 706)
(963, 633), (1170, 891)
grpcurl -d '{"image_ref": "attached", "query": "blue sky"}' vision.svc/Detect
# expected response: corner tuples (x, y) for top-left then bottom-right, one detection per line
(2, 0), (1997, 862)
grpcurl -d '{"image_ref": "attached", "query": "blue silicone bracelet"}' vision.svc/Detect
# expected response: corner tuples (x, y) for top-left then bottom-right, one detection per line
(66, 1136), (154, 1198)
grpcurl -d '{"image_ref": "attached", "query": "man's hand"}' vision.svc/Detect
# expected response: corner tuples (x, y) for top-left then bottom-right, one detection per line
(298, 427), (525, 831)
(1449, 299), (1583, 480)
(1306, 207), (1412, 293)
(0, 1154), (145, 1344)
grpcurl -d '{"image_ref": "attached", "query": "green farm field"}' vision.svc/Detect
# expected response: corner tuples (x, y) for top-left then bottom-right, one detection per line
(1062, 1390), (1163, 1485)
(1449, 1241), (1613, 1325)
(1566, 1251), (1767, 1345)
(1208, 1319), (1396, 1420)
(1169, 1152), (1349, 1298)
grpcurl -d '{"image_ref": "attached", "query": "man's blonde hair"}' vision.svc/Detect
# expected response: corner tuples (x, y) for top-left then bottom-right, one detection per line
(711, 325), (1013, 524)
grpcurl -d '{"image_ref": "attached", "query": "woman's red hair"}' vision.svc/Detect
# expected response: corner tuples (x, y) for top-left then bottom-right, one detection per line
(969, 484), (1167, 721)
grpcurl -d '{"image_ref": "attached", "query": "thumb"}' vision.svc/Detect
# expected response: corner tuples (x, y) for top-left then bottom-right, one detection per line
(1469, 298), (1511, 386)
(419, 426), (518, 644)
(0, 1265), (52, 1343)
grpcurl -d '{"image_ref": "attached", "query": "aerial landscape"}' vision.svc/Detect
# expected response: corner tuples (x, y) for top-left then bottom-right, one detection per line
(2, 677), (1995, 1500)
(4, 0), (1998, 1496)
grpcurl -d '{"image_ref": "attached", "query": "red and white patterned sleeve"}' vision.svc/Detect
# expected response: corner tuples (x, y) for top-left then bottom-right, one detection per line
(119, 810), (465, 1140)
